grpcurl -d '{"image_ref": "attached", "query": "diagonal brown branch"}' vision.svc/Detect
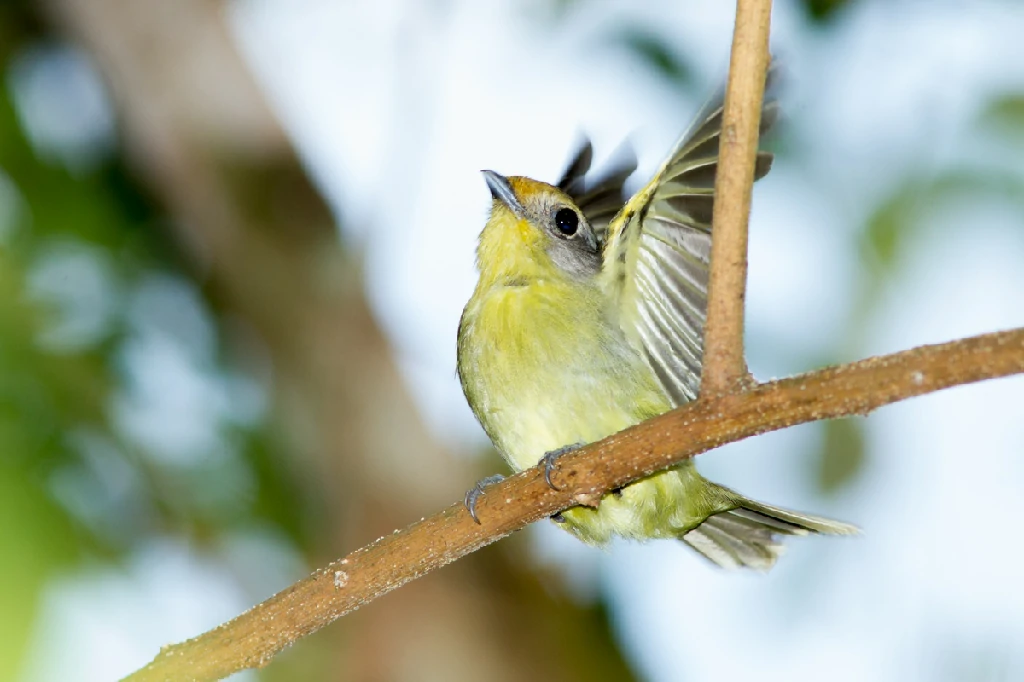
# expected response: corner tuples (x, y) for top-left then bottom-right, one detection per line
(702, 0), (774, 396)
(122, 327), (1024, 682)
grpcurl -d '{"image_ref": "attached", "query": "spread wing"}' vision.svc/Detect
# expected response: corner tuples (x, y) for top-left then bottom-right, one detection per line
(599, 63), (779, 405)
(557, 138), (638, 246)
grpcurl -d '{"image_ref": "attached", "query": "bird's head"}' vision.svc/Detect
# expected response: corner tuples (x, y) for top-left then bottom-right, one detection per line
(475, 170), (601, 286)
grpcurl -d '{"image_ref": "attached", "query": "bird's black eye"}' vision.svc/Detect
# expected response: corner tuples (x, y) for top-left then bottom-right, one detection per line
(554, 208), (579, 237)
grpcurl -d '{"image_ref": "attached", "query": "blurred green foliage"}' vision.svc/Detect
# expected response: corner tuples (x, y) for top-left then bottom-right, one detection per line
(800, 0), (856, 23)
(0, 35), (313, 679)
(815, 418), (865, 494)
(863, 171), (1024, 278)
(611, 27), (693, 90)
(979, 93), (1024, 133)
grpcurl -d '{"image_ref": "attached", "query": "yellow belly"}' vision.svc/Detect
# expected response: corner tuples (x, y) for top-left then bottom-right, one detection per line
(458, 280), (667, 469)
(457, 280), (717, 544)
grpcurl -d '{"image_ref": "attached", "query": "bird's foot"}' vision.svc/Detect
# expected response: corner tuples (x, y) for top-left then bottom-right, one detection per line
(464, 474), (505, 524)
(542, 442), (583, 490)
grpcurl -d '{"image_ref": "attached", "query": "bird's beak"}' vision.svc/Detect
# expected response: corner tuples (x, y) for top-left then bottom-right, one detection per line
(481, 170), (524, 216)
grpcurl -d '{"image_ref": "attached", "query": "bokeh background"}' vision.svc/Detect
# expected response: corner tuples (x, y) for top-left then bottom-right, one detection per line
(3, 0), (1024, 680)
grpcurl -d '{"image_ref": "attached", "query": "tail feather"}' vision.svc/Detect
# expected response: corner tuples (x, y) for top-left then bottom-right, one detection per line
(682, 496), (858, 571)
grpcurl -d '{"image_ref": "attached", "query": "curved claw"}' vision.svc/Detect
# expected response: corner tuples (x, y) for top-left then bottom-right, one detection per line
(541, 443), (583, 491)
(543, 456), (559, 490)
(464, 474), (506, 524)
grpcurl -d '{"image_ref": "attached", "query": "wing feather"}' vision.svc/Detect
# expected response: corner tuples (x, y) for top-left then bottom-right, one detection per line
(600, 61), (780, 405)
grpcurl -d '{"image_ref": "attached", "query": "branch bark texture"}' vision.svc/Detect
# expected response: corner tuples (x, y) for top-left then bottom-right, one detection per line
(123, 327), (1024, 682)
(702, 0), (773, 396)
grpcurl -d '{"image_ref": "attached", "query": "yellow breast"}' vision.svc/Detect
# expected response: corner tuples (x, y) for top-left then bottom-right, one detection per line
(457, 278), (668, 471)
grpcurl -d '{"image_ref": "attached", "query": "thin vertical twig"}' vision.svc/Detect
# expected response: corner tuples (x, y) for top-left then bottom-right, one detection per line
(702, 0), (774, 397)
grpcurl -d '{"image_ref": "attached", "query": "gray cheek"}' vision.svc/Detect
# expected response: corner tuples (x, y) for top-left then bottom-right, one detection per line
(547, 238), (602, 278)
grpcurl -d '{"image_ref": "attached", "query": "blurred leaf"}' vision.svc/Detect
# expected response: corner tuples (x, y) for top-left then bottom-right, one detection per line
(0, 257), (112, 468)
(612, 28), (692, 90)
(862, 189), (910, 271)
(0, 463), (82, 682)
(801, 0), (857, 23)
(246, 431), (318, 550)
(977, 92), (1024, 140)
(815, 418), (866, 494)
(861, 169), (1024, 276)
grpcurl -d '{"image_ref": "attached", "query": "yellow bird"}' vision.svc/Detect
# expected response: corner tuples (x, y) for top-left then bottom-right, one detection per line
(457, 67), (855, 570)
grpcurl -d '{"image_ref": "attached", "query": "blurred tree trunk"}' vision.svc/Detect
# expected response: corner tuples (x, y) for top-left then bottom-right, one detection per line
(34, 1), (635, 680)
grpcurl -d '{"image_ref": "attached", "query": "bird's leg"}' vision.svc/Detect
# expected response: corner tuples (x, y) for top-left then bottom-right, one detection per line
(464, 474), (505, 524)
(542, 442), (583, 490)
